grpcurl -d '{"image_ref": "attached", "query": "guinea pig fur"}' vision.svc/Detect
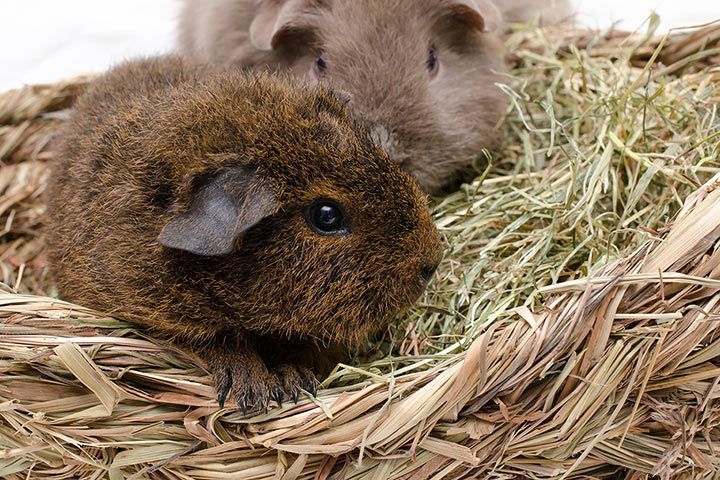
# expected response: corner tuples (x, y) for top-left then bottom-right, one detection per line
(178, 0), (570, 194)
(45, 56), (443, 412)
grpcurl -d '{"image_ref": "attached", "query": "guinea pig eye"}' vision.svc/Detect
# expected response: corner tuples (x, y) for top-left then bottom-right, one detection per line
(305, 199), (350, 236)
(426, 48), (439, 78)
(314, 53), (327, 75)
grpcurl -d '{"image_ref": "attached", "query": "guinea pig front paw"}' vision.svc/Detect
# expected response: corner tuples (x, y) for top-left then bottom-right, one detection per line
(214, 364), (273, 415)
(201, 348), (274, 414)
(235, 377), (272, 416)
(201, 343), (319, 412)
(271, 364), (318, 406)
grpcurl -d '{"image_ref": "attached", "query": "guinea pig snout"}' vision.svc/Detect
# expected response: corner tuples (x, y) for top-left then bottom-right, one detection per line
(420, 258), (441, 282)
(417, 226), (443, 284)
(403, 250), (442, 303)
(413, 234), (443, 287)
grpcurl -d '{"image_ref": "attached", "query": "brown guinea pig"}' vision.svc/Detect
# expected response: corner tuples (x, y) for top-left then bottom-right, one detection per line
(45, 56), (442, 412)
(178, 0), (570, 194)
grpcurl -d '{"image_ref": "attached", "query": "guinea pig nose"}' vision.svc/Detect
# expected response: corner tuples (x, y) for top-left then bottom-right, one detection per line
(420, 259), (440, 282)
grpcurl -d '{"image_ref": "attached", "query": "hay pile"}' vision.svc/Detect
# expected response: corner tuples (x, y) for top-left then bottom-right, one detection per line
(0, 21), (719, 479)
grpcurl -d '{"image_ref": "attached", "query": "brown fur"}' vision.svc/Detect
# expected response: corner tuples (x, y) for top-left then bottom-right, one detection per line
(45, 56), (442, 412)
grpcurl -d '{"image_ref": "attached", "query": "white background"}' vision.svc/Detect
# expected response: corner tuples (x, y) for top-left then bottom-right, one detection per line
(0, 0), (717, 91)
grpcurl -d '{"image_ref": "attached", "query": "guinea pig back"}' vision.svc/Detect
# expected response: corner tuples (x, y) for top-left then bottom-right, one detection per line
(45, 56), (442, 412)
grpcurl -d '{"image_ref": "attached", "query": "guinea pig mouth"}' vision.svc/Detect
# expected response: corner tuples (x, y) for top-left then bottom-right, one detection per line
(403, 258), (441, 306)
(400, 278), (433, 310)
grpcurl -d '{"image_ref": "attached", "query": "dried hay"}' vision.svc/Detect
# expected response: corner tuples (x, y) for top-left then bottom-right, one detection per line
(0, 20), (719, 479)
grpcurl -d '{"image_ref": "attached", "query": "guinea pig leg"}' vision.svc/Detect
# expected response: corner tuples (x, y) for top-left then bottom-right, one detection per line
(193, 341), (274, 414)
(271, 364), (318, 405)
(259, 342), (348, 404)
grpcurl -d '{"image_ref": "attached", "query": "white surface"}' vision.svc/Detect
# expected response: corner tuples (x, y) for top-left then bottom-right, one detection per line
(1, 0), (180, 90)
(573, 0), (717, 32)
(0, 0), (717, 91)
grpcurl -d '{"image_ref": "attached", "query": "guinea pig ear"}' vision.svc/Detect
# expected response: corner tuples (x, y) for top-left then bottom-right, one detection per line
(250, 0), (319, 51)
(157, 167), (278, 256)
(442, 0), (502, 33)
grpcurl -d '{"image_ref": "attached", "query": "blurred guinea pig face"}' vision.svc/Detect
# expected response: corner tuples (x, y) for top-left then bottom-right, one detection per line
(249, 0), (507, 192)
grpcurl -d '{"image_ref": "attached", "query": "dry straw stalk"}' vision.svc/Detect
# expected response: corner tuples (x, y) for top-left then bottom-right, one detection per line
(0, 20), (719, 479)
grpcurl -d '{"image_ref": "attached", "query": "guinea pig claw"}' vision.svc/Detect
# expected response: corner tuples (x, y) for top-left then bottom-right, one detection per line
(216, 368), (233, 408)
(304, 379), (318, 397)
(238, 397), (249, 416)
(271, 386), (284, 407)
(297, 369), (318, 397)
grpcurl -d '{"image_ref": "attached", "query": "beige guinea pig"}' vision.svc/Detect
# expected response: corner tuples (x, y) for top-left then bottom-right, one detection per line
(178, 0), (569, 194)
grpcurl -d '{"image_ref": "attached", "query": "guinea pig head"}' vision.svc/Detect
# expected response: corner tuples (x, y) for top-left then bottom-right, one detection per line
(249, 0), (508, 193)
(156, 85), (442, 347)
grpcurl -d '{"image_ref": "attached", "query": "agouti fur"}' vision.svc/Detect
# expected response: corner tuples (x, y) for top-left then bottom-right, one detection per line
(45, 56), (442, 412)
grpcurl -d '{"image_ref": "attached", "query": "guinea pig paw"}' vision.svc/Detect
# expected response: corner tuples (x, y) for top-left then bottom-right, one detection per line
(274, 365), (318, 404)
(234, 376), (272, 415)
(211, 360), (272, 415)
(270, 378), (285, 408)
